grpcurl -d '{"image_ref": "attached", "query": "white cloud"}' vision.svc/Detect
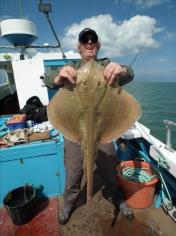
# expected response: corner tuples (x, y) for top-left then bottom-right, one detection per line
(62, 14), (163, 58)
(135, 0), (169, 8)
(163, 31), (176, 40)
(114, 0), (171, 9)
(116, 0), (171, 9)
(158, 58), (168, 63)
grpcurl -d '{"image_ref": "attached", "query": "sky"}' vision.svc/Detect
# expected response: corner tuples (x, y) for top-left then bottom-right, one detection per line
(0, 0), (176, 82)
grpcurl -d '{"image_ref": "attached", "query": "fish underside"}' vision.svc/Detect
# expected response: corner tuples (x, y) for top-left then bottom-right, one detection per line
(47, 59), (142, 203)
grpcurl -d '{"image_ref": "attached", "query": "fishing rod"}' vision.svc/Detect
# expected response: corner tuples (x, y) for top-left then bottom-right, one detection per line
(38, 0), (66, 59)
(130, 38), (148, 66)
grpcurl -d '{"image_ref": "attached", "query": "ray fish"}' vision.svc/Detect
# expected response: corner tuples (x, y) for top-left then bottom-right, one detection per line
(47, 59), (142, 203)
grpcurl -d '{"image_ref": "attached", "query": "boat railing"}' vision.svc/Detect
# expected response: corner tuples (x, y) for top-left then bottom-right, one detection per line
(164, 119), (176, 151)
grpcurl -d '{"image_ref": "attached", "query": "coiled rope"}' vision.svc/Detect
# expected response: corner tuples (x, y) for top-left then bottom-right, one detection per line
(121, 166), (156, 183)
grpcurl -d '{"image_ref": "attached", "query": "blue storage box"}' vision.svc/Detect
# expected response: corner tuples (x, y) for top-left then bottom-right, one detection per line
(7, 121), (26, 131)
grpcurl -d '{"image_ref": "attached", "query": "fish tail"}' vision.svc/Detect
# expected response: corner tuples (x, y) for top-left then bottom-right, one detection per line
(86, 160), (93, 203)
(82, 146), (94, 204)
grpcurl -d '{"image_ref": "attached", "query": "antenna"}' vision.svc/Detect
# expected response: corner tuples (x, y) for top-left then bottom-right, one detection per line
(38, 0), (66, 59)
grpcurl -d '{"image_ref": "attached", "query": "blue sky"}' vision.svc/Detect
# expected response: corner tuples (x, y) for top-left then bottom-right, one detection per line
(0, 0), (176, 82)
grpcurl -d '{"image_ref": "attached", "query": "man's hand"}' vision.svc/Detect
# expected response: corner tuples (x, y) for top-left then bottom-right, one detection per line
(104, 62), (127, 85)
(54, 66), (77, 85)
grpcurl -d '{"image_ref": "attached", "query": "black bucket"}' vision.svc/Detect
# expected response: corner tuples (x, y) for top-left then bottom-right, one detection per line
(3, 185), (37, 225)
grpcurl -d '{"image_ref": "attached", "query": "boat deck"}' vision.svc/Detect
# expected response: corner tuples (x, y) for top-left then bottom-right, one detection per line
(59, 189), (176, 236)
(1, 189), (176, 236)
(0, 197), (60, 236)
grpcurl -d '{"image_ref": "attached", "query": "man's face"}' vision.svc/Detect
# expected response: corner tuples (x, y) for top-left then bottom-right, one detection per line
(79, 33), (99, 62)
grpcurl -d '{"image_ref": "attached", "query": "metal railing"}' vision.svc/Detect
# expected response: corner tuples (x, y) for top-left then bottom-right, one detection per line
(164, 119), (176, 151)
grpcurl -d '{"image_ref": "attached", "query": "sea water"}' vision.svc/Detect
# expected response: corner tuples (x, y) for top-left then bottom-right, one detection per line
(125, 82), (176, 150)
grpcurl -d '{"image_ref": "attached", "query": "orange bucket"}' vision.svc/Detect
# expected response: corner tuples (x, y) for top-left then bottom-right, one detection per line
(117, 160), (159, 209)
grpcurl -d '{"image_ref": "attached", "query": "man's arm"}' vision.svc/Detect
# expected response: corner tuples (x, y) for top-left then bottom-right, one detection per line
(118, 65), (134, 86)
(100, 58), (134, 86)
(44, 59), (134, 88)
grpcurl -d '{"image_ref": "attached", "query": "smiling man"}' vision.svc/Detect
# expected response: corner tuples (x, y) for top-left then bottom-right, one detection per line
(44, 28), (134, 224)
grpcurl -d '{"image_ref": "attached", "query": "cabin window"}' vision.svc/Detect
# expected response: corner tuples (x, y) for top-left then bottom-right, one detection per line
(45, 65), (62, 75)
(0, 69), (8, 86)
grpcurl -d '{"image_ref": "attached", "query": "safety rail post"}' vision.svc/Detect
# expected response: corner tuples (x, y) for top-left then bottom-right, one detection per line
(164, 119), (176, 151)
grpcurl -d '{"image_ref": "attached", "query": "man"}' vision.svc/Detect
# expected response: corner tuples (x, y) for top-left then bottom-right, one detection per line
(44, 28), (134, 224)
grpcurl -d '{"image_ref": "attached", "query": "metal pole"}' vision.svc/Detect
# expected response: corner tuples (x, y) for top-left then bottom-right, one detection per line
(45, 13), (66, 58)
(38, 0), (66, 59)
(164, 120), (176, 150)
(165, 124), (172, 149)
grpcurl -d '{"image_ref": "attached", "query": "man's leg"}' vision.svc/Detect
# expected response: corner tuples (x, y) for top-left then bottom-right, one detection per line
(96, 142), (134, 219)
(96, 142), (120, 199)
(59, 138), (84, 224)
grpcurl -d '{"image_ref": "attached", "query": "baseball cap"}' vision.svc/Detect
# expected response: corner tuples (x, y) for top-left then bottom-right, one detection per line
(78, 28), (98, 43)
